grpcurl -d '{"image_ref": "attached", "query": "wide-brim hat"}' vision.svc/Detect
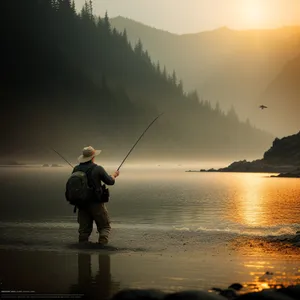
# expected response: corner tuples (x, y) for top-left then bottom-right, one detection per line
(77, 146), (101, 163)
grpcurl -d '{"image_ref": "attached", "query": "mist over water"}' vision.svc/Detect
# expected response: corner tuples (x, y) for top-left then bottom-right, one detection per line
(1, 165), (299, 297)
(0, 165), (299, 252)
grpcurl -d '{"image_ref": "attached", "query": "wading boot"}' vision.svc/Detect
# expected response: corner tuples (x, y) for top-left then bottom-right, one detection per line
(98, 236), (108, 247)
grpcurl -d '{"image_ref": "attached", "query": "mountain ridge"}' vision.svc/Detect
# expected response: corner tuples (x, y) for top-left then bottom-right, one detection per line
(110, 16), (300, 136)
(2, 1), (273, 162)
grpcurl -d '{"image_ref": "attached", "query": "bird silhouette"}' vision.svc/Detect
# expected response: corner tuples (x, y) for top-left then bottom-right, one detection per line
(259, 105), (268, 109)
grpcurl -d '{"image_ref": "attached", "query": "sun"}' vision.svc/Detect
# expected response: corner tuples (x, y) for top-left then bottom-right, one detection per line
(246, 5), (264, 22)
(238, 0), (267, 28)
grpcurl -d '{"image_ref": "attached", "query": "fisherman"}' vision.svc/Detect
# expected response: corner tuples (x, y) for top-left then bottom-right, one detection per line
(72, 146), (120, 245)
(64, 115), (162, 244)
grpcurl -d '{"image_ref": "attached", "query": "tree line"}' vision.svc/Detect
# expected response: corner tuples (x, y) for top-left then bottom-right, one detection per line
(1, 0), (273, 160)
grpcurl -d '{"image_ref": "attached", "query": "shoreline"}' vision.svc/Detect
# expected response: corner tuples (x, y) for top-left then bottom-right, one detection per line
(0, 235), (299, 299)
(185, 170), (300, 178)
(185, 159), (300, 178)
(2, 164), (299, 178)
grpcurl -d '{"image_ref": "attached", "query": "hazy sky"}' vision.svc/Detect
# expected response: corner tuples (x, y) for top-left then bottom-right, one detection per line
(74, 0), (300, 34)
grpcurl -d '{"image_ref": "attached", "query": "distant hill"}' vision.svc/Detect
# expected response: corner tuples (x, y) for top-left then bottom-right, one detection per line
(1, 1), (273, 163)
(254, 53), (300, 137)
(110, 16), (300, 136)
(264, 131), (300, 165)
(200, 131), (300, 174)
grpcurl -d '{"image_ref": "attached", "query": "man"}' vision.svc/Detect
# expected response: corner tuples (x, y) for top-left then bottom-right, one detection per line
(73, 146), (119, 245)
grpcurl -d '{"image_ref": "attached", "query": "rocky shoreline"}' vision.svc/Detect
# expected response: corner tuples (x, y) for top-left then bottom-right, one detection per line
(187, 132), (300, 178)
(271, 167), (300, 178)
(111, 284), (300, 299)
(268, 233), (300, 246)
(186, 159), (298, 177)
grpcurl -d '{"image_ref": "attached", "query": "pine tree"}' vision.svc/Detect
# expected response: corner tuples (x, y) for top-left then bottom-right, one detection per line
(104, 11), (111, 32)
(88, 0), (94, 21)
(71, 0), (76, 13)
(122, 29), (128, 43)
(89, 0), (93, 14)
(80, 1), (88, 19)
(171, 70), (177, 85)
(187, 90), (199, 103)
(215, 101), (221, 113)
(227, 105), (239, 121)
(156, 61), (161, 74)
(96, 16), (103, 28)
(134, 38), (143, 56)
(82, 0), (91, 19)
(177, 79), (183, 94)
(143, 50), (152, 65)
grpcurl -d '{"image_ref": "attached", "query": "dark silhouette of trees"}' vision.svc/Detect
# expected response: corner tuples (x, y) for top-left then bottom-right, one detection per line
(1, 0), (273, 159)
(134, 38), (143, 56)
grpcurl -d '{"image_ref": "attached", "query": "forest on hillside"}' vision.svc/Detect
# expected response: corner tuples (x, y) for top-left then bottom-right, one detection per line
(1, 0), (273, 162)
(111, 17), (300, 137)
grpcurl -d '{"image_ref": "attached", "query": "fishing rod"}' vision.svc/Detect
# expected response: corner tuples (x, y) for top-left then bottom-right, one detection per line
(50, 147), (74, 168)
(117, 112), (164, 171)
(50, 112), (164, 170)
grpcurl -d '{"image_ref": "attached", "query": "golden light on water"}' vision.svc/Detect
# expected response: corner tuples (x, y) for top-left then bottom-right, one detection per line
(236, 174), (265, 227)
(230, 173), (299, 228)
(242, 264), (300, 293)
(230, 237), (300, 294)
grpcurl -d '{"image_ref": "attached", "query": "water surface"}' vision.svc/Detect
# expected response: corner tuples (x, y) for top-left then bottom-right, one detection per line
(0, 166), (299, 298)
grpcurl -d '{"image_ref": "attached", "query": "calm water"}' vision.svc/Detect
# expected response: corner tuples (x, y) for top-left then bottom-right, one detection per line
(0, 166), (299, 249)
(0, 166), (299, 298)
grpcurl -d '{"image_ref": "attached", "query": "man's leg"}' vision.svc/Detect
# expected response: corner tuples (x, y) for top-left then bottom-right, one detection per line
(91, 203), (111, 245)
(77, 208), (93, 243)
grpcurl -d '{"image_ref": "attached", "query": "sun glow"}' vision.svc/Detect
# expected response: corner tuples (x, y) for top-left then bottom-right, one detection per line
(236, 0), (267, 28)
(245, 5), (264, 22)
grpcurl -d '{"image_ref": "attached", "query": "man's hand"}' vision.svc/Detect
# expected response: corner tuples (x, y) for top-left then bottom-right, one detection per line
(111, 170), (120, 179)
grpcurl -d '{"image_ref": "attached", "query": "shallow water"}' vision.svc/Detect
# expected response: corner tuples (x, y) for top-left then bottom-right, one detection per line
(1, 166), (299, 238)
(0, 166), (299, 298)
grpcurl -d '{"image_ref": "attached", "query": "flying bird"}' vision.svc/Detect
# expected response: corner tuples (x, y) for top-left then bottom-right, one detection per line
(259, 105), (268, 110)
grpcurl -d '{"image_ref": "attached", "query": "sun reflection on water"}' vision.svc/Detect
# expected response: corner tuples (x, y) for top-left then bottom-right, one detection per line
(230, 236), (300, 295)
(229, 173), (300, 228)
(238, 174), (264, 226)
(241, 267), (300, 294)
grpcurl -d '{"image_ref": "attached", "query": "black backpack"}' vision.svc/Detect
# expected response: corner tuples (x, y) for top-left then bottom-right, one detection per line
(65, 165), (96, 210)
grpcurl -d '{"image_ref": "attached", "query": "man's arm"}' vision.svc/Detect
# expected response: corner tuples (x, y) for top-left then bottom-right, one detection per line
(96, 166), (119, 185)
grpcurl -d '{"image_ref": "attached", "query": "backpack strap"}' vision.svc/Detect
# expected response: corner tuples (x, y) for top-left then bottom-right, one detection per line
(73, 164), (97, 188)
(72, 165), (79, 174)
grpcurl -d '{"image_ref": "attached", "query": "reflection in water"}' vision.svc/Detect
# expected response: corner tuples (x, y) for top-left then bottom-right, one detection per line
(1, 169), (299, 296)
(242, 267), (300, 294)
(238, 174), (264, 226)
(230, 173), (300, 229)
(230, 236), (300, 294)
(69, 253), (121, 300)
